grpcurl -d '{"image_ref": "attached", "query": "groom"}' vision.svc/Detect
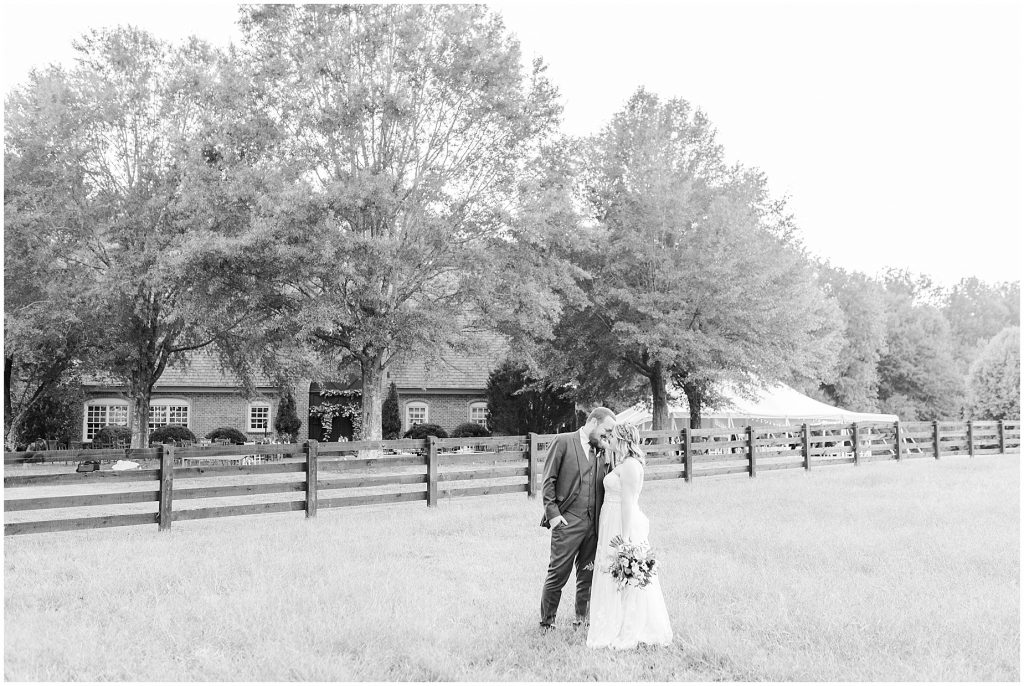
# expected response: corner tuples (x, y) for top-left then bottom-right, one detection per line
(539, 407), (617, 631)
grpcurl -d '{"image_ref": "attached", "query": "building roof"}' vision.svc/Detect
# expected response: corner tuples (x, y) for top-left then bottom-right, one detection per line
(83, 352), (276, 390)
(83, 333), (510, 394)
(387, 331), (508, 391)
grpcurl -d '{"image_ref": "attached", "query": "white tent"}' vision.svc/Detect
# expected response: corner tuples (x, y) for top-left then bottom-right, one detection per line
(616, 382), (898, 430)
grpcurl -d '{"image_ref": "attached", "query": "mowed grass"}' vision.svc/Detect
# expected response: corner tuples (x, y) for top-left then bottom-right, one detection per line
(4, 455), (1019, 681)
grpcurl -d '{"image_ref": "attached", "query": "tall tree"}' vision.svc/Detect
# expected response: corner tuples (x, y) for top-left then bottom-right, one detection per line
(965, 327), (1020, 420)
(485, 360), (577, 435)
(804, 263), (888, 412)
(876, 271), (963, 420)
(544, 89), (843, 429)
(236, 5), (561, 441)
(942, 277), (1020, 370)
(381, 382), (402, 440)
(3, 204), (88, 448)
(4, 28), (276, 447)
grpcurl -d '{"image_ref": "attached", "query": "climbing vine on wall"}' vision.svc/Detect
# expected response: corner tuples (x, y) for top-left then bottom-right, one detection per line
(309, 389), (363, 440)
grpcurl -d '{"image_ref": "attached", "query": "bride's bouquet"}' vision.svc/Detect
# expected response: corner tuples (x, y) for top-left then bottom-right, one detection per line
(604, 535), (658, 591)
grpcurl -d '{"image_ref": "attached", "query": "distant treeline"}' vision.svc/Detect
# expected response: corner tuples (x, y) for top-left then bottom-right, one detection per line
(800, 268), (1018, 421)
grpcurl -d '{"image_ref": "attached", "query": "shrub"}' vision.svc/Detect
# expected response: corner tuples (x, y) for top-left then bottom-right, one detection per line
(93, 424), (132, 447)
(382, 382), (402, 440)
(12, 380), (85, 449)
(449, 422), (491, 438)
(149, 424), (197, 446)
(402, 422), (448, 440)
(205, 426), (249, 444)
(274, 393), (302, 441)
(485, 360), (577, 435)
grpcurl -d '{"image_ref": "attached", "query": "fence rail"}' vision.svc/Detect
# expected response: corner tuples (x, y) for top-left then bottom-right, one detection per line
(4, 420), (1019, 536)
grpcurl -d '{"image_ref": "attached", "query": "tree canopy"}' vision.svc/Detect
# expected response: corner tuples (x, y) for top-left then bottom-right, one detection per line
(235, 4), (562, 441)
(485, 360), (578, 435)
(5, 12), (1017, 447)
(803, 263), (888, 412)
(876, 271), (963, 420)
(540, 89), (843, 429)
(4, 27), (278, 447)
(966, 327), (1020, 421)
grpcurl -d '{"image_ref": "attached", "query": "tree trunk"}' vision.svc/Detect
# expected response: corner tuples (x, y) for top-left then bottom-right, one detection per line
(682, 380), (703, 430)
(4, 355), (13, 432)
(3, 356), (25, 450)
(361, 353), (386, 441)
(650, 363), (670, 431)
(129, 385), (152, 449)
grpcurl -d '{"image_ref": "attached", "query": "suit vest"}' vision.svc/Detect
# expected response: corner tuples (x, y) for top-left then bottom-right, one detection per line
(564, 445), (598, 520)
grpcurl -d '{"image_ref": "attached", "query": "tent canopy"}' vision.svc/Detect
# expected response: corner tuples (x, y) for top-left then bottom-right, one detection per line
(616, 382), (898, 430)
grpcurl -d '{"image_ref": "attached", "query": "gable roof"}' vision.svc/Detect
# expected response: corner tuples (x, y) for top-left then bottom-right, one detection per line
(82, 334), (510, 393)
(83, 351), (276, 390)
(387, 331), (508, 391)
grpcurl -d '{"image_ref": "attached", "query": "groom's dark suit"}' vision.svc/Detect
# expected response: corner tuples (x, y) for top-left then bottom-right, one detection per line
(539, 430), (607, 627)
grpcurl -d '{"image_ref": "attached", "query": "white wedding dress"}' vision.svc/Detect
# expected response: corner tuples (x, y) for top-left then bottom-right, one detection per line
(586, 465), (673, 649)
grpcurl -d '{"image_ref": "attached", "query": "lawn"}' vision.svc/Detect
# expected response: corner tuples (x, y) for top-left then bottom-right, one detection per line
(4, 454), (1019, 681)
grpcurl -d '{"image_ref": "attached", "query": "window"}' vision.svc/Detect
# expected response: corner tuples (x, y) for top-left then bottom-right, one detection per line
(406, 402), (428, 429)
(469, 402), (488, 427)
(248, 401), (271, 432)
(148, 399), (190, 431)
(83, 399), (129, 441)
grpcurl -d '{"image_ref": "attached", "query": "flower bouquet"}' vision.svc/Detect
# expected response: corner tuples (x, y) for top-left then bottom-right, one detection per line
(604, 534), (658, 591)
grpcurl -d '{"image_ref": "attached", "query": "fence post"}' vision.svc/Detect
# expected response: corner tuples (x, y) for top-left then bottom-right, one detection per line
(851, 422), (860, 466)
(305, 440), (318, 518)
(999, 419), (1006, 454)
(967, 420), (974, 458)
(747, 425), (756, 478)
(682, 428), (692, 483)
(526, 433), (538, 498)
(802, 423), (811, 470)
(933, 420), (941, 459)
(158, 444), (174, 532)
(427, 435), (439, 507)
(894, 421), (902, 461)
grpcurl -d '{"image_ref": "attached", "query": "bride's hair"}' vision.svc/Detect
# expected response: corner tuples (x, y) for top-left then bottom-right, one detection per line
(609, 422), (645, 468)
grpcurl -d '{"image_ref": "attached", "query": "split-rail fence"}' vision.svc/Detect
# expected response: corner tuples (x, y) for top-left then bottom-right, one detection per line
(4, 419), (1019, 536)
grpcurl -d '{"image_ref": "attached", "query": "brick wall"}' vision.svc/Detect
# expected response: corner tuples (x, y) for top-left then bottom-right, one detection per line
(77, 380), (312, 443)
(398, 392), (487, 433)
(190, 392), (276, 440)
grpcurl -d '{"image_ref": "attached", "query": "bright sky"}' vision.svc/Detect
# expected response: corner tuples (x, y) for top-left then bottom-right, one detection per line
(3, 1), (1022, 287)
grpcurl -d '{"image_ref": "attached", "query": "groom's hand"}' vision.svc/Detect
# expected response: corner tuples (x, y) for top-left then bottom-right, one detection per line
(549, 515), (568, 529)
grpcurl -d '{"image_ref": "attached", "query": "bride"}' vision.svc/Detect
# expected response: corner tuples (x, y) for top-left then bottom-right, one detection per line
(587, 422), (673, 649)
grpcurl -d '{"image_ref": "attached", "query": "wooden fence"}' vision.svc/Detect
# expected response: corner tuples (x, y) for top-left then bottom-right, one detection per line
(4, 420), (1019, 536)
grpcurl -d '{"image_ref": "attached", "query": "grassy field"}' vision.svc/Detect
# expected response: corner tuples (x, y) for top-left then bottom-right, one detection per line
(4, 455), (1019, 681)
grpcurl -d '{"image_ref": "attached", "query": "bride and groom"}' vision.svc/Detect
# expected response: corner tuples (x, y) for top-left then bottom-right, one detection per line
(539, 407), (673, 649)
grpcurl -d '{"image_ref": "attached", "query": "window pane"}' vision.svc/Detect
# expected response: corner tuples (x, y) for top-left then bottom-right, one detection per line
(86, 405), (107, 440)
(470, 404), (488, 427)
(148, 405), (169, 431)
(407, 405), (427, 426)
(250, 405), (269, 431)
(109, 405), (128, 426)
(86, 403), (128, 440)
(168, 406), (189, 426)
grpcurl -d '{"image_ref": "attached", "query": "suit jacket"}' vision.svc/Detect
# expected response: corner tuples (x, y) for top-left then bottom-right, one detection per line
(539, 431), (607, 528)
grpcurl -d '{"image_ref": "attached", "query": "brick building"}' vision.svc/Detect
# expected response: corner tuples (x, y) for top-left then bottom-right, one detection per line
(80, 333), (508, 443)
(386, 332), (507, 434)
(308, 332), (509, 438)
(78, 354), (311, 444)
